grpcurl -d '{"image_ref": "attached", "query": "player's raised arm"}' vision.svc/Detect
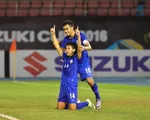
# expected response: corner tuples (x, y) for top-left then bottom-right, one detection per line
(50, 25), (63, 57)
(76, 26), (82, 59)
(81, 32), (92, 51)
(50, 25), (57, 41)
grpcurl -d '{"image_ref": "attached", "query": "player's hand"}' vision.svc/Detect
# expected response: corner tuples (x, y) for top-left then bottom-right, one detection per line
(75, 26), (80, 37)
(78, 45), (84, 52)
(50, 25), (55, 35)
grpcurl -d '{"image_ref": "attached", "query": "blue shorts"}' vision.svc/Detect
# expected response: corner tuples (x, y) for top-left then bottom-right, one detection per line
(78, 64), (93, 81)
(58, 86), (78, 104)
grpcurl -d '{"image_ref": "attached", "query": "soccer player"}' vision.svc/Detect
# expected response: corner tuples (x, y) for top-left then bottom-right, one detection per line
(50, 20), (102, 109)
(50, 25), (95, 110)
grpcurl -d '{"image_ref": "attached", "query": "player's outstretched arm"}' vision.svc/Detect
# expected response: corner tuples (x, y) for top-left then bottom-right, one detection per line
(76, 26), (82, 59)
(50, 25), (63, 57)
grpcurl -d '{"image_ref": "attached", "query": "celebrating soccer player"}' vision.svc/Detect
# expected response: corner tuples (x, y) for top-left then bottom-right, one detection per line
(50, 25), (95, 110)
(50, 20), (102, 109)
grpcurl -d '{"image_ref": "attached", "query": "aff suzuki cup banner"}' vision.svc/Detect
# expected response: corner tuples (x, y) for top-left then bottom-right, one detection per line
(10, 50), (150, 77)
(0, 16), (150, 50)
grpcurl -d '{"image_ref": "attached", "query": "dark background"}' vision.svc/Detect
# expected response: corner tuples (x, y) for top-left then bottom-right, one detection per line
(0, 16), (150, 50)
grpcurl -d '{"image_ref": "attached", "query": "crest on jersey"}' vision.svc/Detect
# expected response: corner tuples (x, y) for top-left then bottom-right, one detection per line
(70, 59), (73, 64)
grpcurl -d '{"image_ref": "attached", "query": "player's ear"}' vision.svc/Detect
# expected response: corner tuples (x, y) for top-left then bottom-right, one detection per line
(71, 26), (74, 30)
(73, 49), (75, 52)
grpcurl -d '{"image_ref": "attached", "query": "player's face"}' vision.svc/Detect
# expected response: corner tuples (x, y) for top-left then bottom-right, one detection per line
(65, 45), (75, 56)
(63, 24), (74, 36)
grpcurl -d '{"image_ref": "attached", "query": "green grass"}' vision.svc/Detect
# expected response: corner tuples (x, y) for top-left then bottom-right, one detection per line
(0, 80), (150, 120)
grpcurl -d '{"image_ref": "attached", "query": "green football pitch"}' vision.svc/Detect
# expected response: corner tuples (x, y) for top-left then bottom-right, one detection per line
(0, 80), (150, 120)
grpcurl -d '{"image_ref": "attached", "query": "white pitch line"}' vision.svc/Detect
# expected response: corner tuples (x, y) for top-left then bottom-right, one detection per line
(13, 81), (150, 95)
(13, 81), (29, 84)
(0, 113), (20, 120)
(79, 86), (150, 95)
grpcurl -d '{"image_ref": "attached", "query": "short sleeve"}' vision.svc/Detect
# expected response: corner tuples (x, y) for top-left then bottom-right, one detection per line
(62, 52), (67, 60)
(80, 32), (88, 41)
(80, 32), (88, 45)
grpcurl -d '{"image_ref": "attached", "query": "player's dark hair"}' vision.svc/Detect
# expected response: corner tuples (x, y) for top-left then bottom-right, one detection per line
(62, 20), (74, 27)
(66, 42), (77, 54)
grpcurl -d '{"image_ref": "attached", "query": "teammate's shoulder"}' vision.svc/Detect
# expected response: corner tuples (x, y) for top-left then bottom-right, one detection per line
(80, 32), (86, 36)
(80, 32), (87, 39)
(80, 32), (87, 40)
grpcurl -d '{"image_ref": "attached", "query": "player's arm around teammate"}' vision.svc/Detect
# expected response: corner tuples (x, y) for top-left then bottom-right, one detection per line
(78, 35), (92, 51)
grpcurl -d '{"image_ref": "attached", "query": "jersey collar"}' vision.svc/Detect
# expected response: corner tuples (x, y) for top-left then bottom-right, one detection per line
(68, 33), (77, 39)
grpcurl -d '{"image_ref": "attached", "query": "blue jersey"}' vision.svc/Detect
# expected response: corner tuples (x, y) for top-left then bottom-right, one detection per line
(61, 32), (89, 65)
(61, 52), (78, 87)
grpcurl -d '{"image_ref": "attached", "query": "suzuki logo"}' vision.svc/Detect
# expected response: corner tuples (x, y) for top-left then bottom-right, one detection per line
(24, 51), (47, 77)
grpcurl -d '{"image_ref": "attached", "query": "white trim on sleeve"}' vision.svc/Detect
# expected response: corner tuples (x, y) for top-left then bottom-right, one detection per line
(83, 40), (88, 45)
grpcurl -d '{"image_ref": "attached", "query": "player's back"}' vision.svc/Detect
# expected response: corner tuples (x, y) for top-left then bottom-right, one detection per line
(61, 52), (78, 87)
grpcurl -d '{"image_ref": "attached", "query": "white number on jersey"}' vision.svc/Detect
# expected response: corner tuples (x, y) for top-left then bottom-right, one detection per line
(64, 64), (69, 68)
(85, 68), (91, 74)
(70, 93), (75, 99)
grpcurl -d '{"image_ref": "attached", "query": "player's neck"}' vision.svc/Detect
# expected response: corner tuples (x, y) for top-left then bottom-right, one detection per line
(69, 31), (75, 39)
(68, 53), (74, 57)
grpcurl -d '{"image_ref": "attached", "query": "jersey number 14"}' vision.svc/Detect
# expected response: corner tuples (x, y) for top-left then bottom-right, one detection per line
(70, 93), (75, 99)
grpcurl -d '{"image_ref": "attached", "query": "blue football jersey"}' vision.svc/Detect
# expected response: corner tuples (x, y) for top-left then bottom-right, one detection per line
(61, 52), (78, 87)
(61, 32), (89, 65)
